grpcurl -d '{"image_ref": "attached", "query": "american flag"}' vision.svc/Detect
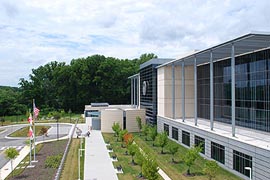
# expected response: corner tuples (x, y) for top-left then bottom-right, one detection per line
(33, 102), (40, 118)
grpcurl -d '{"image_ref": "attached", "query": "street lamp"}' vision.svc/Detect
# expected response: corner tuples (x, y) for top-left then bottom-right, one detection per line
(245, 167), (252, 180)
(78, 148), (85, 180)
(68, 109), (72, 123)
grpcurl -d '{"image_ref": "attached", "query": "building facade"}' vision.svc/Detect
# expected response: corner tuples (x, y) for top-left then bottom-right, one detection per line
(157, 33), (270, 180)
(129, 58), (173, 125)
(85, 103), (145, 132)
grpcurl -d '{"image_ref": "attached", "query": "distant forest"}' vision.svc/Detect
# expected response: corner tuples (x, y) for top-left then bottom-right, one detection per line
(0, 53), (157, 116)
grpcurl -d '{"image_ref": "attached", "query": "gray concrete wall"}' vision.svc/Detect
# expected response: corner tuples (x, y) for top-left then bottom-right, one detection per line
(157, 116), (270, 180)
(125, 109), (145, 132)
(101, 109), (123, 133)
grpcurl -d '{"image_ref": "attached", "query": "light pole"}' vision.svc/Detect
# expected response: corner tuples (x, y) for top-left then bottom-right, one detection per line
(245, 167), (252, 180)
(68, 109), (72, 123)
(78, 149), (85, 180)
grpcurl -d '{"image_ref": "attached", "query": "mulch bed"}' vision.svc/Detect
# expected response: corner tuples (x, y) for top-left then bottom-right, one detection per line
(8, 139), (68, 180)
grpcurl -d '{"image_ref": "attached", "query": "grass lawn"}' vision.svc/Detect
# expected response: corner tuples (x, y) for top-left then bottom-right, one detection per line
(60, 138), (85, 180)
(9, 125), (51, 137)
(103, 133), (163, 180)
(134, 134), (241, 180)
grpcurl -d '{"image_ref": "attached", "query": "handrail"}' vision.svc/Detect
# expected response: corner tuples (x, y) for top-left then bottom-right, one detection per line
(54, 119), (78, 180)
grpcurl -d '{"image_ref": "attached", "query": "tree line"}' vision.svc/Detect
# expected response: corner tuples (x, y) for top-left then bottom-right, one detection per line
(0, 53), (157, 116)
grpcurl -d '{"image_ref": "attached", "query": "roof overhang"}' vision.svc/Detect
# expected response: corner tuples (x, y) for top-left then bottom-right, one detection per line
(157, 32), (270, 68)
(128, 73), (139, 79)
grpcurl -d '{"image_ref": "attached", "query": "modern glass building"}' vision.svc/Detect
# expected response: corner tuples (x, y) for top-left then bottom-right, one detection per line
(129, 58), (173, 125)
(156, 33), (270, 180)
(198, 49), (270, 132)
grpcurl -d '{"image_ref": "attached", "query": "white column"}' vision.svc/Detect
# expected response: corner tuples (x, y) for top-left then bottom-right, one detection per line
(131, 79), (133, 105)
(231, 43), (236, 137)
(138, 75), (140, 108)
(194, 57), (198, 126)
(133, 78), (136, 106)
(182, 60), (185, 122)
(172, 63), (175, 119)
(210, 50), (214, 131)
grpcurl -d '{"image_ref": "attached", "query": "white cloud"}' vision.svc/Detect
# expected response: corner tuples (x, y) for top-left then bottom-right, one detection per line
(0, 0), (269, 86)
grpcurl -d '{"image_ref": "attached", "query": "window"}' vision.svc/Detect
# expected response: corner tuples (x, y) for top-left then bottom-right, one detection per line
(194, 135), (205, 154)
(198, 49), (270, 132)
(233, 150), (252, 177)
(182, 131), (190, 146)
(172, 127), (178, 140)
(211, 142), (225, 164)
(164, 123), (169, 136)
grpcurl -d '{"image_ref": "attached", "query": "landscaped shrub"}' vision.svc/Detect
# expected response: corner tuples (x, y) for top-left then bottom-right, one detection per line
(45, 154), (63, 168)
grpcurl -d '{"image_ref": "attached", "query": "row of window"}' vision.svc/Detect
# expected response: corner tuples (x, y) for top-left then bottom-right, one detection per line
(197, 49), (270, 132)
(164, 123), (252, 177)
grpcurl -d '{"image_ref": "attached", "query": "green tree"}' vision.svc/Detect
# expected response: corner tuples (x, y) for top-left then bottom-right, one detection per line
(155, 132), (169, 154)
(136, 53), (158, 65)
(128, 143), (138, 165)
(0, 86), (27, 116)
(167, 141), (179, 163)
(18, 53), (156, 113)
(184, 145), (202, 176)
(204, 160), (219, 180)
(119, 129), (128, 145)
(134, 148), (145, 177)
(52, 111), (61, 121)
(5, 147), (19, 177)
(111, 122), (121, 141)
(142, 155), (159, 180)
(141, 124), (149, 140)
(147, 126), (157, 146)
(136, 116), (142, 135)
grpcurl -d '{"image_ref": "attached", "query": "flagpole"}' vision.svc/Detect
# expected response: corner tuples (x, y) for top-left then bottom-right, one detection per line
(33, 99), (37, 162)
(29, 136), (32, 166)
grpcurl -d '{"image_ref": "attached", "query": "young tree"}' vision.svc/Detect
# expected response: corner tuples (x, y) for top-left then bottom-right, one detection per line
(111, 122), (121, 141)
(136, 116), (142, 135)
(204, 160), (219, 180)
(119, 129), (128, 146)
(184, 145), (202, 176)
(5, 147), (19, 177)
(124, 133), (134, 147)
(141, 124), (149, 140)
(142, 155), (159, 180)
(155, 132), (168, 154)
(128, 144), (138, 165)
(147, 126), (157, 146)
(134, 149), (145, 177)
(167, 141), (179, 163)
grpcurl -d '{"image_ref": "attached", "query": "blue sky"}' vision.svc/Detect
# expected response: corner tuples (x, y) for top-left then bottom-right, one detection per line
(0, 0), (269, 87)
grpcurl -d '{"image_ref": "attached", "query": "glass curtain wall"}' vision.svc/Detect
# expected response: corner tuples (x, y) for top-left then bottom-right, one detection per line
(140, 64), (158, 125)
(197, 49), (270, 132)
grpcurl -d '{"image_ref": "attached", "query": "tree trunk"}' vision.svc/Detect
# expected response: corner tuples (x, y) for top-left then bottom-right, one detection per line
(131, 156), (135, 165)
(187, 167), (190, 175)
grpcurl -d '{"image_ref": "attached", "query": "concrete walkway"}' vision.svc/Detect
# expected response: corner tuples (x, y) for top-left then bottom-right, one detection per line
(84, 130), (118, 180)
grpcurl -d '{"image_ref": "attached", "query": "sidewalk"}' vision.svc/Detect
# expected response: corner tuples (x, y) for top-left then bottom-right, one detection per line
(0, 146), (29, 180)
(84, 130), (118, 180)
